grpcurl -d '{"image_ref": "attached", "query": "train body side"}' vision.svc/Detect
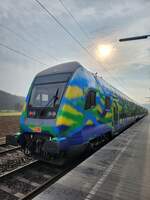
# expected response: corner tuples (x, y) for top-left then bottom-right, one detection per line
(17, 62), (148, 159)
(56, 67), (112, 152)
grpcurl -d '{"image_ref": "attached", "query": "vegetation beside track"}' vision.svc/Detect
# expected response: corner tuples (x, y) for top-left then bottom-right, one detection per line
(0, 110), (21, 116)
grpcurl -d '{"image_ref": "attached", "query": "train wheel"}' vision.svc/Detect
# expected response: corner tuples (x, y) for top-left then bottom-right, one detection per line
(106, 132), (113, 141)
(24, 146), (31, 156)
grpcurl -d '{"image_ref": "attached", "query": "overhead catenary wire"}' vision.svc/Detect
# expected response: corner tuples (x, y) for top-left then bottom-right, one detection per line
(33, 0), (130, 94)
(0, 23), (59, 62)
(58, 0), (90, 40)
(34, 0), (95, 59)
(0, 42), (50, 67)
(56, 1), (134, 94)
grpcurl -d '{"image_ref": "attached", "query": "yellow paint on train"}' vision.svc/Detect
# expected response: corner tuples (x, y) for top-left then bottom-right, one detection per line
(86, 120), (94, 126)
(62, 104), (83, 116)
(57, 116), (75, 126)
(65, 86), (83, 99)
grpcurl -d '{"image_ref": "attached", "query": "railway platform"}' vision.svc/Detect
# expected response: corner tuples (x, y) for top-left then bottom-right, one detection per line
(33, 115), (150, 200)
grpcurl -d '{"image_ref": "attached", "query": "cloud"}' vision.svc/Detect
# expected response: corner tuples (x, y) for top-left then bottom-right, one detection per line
(0, 0), (149, 103)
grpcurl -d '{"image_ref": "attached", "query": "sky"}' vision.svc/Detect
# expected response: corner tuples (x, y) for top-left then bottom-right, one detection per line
(0, 0), (150, 104)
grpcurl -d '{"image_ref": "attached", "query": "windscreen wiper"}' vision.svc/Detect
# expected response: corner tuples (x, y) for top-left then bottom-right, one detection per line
(53, 88), (59, 107)
(39, 88), (59, 116)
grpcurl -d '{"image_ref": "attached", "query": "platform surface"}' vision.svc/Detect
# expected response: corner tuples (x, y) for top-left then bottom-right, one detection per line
(33, 116), (150, 200)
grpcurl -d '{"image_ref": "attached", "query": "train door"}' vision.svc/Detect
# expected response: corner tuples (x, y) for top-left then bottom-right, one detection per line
(82, 89), (97, 141)
(112, 101), (119, 133)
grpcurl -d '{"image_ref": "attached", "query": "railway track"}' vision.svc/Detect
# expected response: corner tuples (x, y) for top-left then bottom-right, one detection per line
(0, 159), (72, 200)
(0, 137), (34, 176)
(0, 138), (111, 200)
(0, 144), (21, 155)
(0, 123), (136, 200)
(0, 136), (20, 155)
(0, 132), (115, 200)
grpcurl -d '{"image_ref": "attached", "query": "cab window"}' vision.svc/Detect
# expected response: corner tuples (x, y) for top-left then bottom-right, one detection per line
(105, 96), (111, 110)
(85, 90), (96, 109)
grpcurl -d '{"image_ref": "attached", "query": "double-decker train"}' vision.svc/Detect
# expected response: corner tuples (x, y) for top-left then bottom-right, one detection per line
(16, 62), (148, 162)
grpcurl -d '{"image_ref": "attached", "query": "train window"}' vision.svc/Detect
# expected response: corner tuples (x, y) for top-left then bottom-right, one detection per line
(85, 90), (96, 110)
(34, 73), (71, 84)
(29, 82), (66, 107)
(105, 96), (111, 109)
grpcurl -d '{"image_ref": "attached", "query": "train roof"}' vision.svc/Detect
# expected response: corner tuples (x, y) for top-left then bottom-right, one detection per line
(36, 61), (83, 77)
(35, 61), (146, 110)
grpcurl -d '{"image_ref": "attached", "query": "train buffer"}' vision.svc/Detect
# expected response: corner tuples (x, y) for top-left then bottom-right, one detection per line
(33, 115), (150, 200)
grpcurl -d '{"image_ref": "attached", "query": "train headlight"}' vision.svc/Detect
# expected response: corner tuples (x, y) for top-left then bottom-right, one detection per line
(51, 111), (56, 117)
(48, 111), (56, 118)
(29, 111), (36, 117)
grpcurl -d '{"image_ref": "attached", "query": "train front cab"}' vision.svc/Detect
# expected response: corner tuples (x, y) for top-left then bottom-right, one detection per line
(18, 63), (97, 159)
(18, 70), (78, 158)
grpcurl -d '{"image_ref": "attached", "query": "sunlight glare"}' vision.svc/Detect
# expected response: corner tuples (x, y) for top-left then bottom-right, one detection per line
(97, 44), (112, 59)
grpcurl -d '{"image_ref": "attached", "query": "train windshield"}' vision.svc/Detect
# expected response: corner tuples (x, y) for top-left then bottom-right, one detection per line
(29, 82), (66, 108)
(27, 73), (71, 118)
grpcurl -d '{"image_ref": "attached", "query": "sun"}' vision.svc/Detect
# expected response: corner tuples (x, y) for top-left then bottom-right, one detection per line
(97, 44), (112, 59)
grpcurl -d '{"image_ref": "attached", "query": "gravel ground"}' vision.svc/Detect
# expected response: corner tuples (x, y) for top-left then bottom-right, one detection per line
(0, 150), (33, 175)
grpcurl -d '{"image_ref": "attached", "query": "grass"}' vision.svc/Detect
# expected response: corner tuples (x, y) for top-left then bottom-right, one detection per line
(0, 110), (21, 116)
